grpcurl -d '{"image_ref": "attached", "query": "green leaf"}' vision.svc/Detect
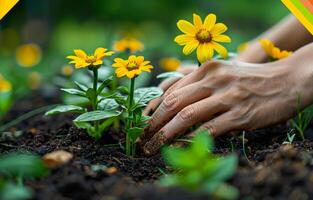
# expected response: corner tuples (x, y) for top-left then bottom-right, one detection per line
(45, 105), (86, 116)
(74, 121), (92, 130)
(74, 81), (88, 91)
(97, 76), (113, 94)
(159, 175), (180, 187)
(127, 127), (143, 141)
(0, 153), (49, 178)
(86, 88), (97, 101)
(117, 86), (129, 94)
(162, 147), (196, 169)
(210, 155), (238, 181)
(98, 98), (119, 111)
(0, 91), (12, 116)
(0, 181), (33, 200)
(134, 87), (163, 105)
(190, 130), (213, 157)
(61, 88), (86, 97)
(74, 110), (121, 122)
(157, 72), (184, 79)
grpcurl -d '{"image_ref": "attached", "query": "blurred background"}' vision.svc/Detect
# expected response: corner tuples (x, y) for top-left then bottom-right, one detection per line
(0, 0), (289, 116)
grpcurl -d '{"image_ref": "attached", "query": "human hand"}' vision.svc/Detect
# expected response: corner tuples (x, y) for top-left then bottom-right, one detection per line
(143, 65), (197, 115)
(139, 52), (313, 155)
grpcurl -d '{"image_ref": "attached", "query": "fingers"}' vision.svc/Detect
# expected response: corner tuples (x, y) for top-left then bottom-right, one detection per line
(143, 66), (198, 116)
(143, 94), (229, 155)
(139, 81), (212, 146)
(186, 111), (238, 139)
(143, 77), (181, 116)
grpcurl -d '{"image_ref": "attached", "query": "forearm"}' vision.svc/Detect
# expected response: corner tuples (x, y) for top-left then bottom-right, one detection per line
(237, 15), (312, 63)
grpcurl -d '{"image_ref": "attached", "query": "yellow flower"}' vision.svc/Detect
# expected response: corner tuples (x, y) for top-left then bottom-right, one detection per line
(61, 65), (74, 76)
(28, 72), (42, 90)
(259, 39), (292, 60)
(113, 37), (144, 53)
(0, 74), (12, 92)
(112, 55), (153, 79)
(159, 57), (181, 71)
(66, 48), (114, 69)
(174, 13), (231, 63)
(16, 43), (42, 67)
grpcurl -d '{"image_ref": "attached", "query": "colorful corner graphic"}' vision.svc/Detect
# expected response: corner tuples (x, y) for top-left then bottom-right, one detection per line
(0, 0), (20, 21)
(281, 0), (313, 35)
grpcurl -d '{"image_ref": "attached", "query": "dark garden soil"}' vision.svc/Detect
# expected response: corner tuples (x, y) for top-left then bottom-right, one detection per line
(2, 92), (313, 200)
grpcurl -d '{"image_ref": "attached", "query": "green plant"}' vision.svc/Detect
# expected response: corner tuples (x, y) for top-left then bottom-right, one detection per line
(291, 96), (313, 140)
(0, 153), (49, 200)
(160, 130), (238, 200)
(112, 55), (163, 156)
(45, 48), (122, 140)
(283, 130), (296, 145)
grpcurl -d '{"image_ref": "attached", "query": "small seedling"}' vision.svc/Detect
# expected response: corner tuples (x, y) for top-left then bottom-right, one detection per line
(291, 96), (313, 140)
(160, 130), (238, 200)
(283, 130), (296, 145)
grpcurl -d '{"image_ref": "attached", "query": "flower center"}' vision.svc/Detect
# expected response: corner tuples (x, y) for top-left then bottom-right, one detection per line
(196, 29), (211, 43)
(86, 56), (97, 63)
(127, 62), (139, 70)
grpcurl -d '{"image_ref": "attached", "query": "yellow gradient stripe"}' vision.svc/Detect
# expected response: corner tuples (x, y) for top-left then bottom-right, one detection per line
(282, 0), (313, 35)
(0, 0), (19, 20)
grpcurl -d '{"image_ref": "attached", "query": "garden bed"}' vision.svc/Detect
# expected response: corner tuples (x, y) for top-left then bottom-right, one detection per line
(2, 93), (313, 200)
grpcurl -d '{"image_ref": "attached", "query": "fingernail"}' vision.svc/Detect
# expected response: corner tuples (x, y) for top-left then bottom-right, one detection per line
(143, 131), (166, 156)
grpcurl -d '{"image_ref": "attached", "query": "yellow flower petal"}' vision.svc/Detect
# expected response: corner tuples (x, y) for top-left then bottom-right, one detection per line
(197, 43), (214, 63)
(182, 40), (199, 55)
(212, 35), (231, 43)
(141, 65), (153, 72)
(93, 60), (103, 66)
(94, 47), (107, 57)
(136, 56), (145, 64)
(177, 20), (196, 35)
(193, 13), (203, 30)
(212, 42), (228, 58)
(126, 71), (136, 79)
(211, 23), (227, 37)
(203, 14), (216, 31)
(174, 34), (195, 45)
(74, 49), (87, 59)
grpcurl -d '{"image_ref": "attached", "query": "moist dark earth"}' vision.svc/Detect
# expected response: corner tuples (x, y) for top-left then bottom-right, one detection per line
(2, 93), (313, 200)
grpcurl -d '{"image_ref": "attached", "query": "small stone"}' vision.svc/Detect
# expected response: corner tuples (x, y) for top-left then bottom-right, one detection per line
(43, 150), (73, 168)
(105, 167), (118, 175)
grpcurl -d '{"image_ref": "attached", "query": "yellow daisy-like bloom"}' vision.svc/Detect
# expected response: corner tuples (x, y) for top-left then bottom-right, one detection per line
(61, 65), (74, 76)
(0, 74), (12, 92)
(112, 55), (153, 79)
(16, 43), (42, 67)
(175, 13), (231, 63)
(66, 48), (114, 69)
(259, 39), (292, 60)
(159, 57), (181, 72)
(113, 37), (144, 53)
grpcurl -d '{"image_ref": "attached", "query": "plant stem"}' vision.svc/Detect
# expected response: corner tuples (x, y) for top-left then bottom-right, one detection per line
(126, 78), (135, 156)
(93, 68), (99, 137)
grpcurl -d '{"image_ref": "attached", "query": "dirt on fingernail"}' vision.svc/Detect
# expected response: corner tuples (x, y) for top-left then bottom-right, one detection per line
(143, 131), (166, 156)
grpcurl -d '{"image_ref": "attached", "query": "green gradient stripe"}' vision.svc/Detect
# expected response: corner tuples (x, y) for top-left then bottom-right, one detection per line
(290, 0), (313, 22)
